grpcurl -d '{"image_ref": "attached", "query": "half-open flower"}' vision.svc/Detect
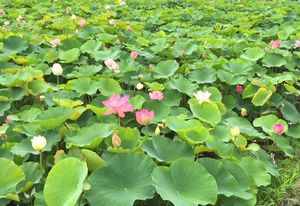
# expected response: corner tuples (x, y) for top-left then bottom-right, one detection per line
(136, 109), (154, 125)
(102, 94), (134, 118)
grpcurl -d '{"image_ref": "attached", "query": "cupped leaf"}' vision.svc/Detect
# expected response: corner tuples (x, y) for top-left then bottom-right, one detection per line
(280, 100), (300, 124)
(59, 48), (80, 63)
(86, 153), (156, 206)
(262, 53), (286, 67)
(152, 159), (218, 206)
(251, 88), (273, 106)
(240, 47), (265, 61)
(154, 60), (179, 79)
(188, 99), (221, 126)
(3, 36), (28, 53)
(97, 78), (122, 96)
(0, 158), (25, 198)
(44, 158), (88, 206)
(142, 136), (194, 163)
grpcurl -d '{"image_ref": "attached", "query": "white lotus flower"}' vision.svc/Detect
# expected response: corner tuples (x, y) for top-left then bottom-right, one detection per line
(31, 135), (47, 152)
(194, 90), (211, 104)
(52, 63), (63, 76)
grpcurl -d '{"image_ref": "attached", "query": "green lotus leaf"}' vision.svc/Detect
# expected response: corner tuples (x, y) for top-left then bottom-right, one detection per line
(239, 157), (271, 187)
(262, 53), (286, 67)
(240, 47), (265, 61)
(253, 115), (288, 135)
(97, 78), (122, 96)
(81, 149), (107, 172)
(0, 158), (25, 199)
(224, 117), (261, 137)
(142, 136), (194, 163)
(86, 153), (156, 206)
(287, 124), (300, 139)
(222, 59), (252, 74)
(114, 127), (141, 150)
(3, 36), (29, 53)
(59, 48), (80, 63)
(128, 95), (145, 110)
(80, 40), (101, 54)
(217, 70), (247, 85)
(251, 88), (273, 106)
(66, 123), (113, 148)
(170, 76), (198, 96)
(180, 125), (210, 144)
(33, 107), (72, 129)
(272, 134), (293, 157)
(189, 67), (217, 84)
(143, 101), (170, 123)
(67, 65), (102, 78)
(44, 158), (88, 206)
(188, 98), (221, 126)
(280, 100), (300, 124)
(152, 159), (218, 206)
(18, 162), (44, 192)
(154, 60), (179, 79)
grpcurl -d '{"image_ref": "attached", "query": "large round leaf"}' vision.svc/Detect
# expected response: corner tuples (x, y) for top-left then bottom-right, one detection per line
(97, 78), (122, 96)
(240, 47), (265, 61)
(18, 162), (44, 192)
(59, 48), (80, 63)
(142, 136), (194, 163)
(34, 107), (72, 129)
(189, 67), (217, 84)
(154, 60), (179, 79)
(188, 99), (221, 126)
(3, 36), (29, 53)
(262, 53), (286, 67)
(0, 158), (25, 198)
(86, 153), (156, 206)
(44, 158), (88, 206)
(152, 159), (218, 206)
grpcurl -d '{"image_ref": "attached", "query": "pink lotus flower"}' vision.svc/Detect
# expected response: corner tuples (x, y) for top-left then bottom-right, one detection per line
(136, 109), (154, 125)
(130, 51), (138, 59)
(102, 94), (134, 118)
(112, 133), (121, 147)
(104, 58), (120, 73)
(50, 38), (61, 48)
(0, 9), (5, 15)
(235, 85), (243, 93)
(78, 19), (86, 27)
(295, 40), (300, 47)
(149, 91), (164, 101)
(270, 40), (281, 49)
(273, 123), (284, 135)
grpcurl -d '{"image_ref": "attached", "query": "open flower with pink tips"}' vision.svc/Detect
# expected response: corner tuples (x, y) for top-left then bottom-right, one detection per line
(135, 109), (154, 125)
(102, 94), (134, 118)
(149, 91), (164, 101)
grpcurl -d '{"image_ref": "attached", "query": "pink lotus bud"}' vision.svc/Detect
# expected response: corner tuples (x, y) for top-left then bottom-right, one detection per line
(0, 9), (5, 15)
(235, 85), (243, 93)
(104, 58), (120, 73)
(78, 19), (86, 27)
(295, 40), (300, 48)
(135, 109), (154, 125)
(273, 123), (284, 135)
(130, 51), (138, 59)
(149, 91), (164, 101)
(50, 38), (61, 48)
(180, 50), (186, 57)
(127, 27), (133, 32)
(112, 133), (121, 147)
(270, 40), (281, 49)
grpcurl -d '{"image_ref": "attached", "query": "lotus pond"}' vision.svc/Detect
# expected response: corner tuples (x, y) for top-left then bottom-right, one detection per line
(0, 0), (300, 205)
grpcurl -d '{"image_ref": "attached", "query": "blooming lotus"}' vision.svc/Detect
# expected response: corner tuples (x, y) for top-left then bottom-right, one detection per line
(149, 91), (164, 101)
(295, 40), (300, 47)
(136, 109), (154, 125)
(273, 123), (284, 135)
(104, 58), (120, 73)
(102, 94), (134, 118)
(78, 19), (86, 27)
(50, 38), (61, 48)
(31, 135), (47, 152)
(270, 40), (281, 49)
(194, 90), (211, 104)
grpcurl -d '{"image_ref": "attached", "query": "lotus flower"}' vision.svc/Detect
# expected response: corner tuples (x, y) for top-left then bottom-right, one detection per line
(102, 94), (134, 118)
(270, 40), (281, 49)
(136, 83), (144, 90)
(295, 40), (300, 48)
(130, 51), (139, 59)
(71, 14), (77, 20)
(52, 63), (63, 76)
(50, 38), (61, 48)
(149, 91), (164, 101)
(31, 135), (47, 152)
(112, 133), (121, 147)
(273, 123), (284, 135)
(194, 90), (211, 104)
(135, 109), (154, 125)
(104, 58), (120, 73)
(78, 19), (86, 27)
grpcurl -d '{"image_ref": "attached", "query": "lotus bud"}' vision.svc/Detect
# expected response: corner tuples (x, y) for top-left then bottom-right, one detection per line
(155, 126), (161, 135)
(31, 135), (47, 152)
(137, 74), (143, 80)
(112, 133), (121, 147)
(136, 83), (144, 90)
(273, 123), (284, 135)
(52, 63), (63, 76)
(240, 108), (247, 117)
(231, 127), (240, 137)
